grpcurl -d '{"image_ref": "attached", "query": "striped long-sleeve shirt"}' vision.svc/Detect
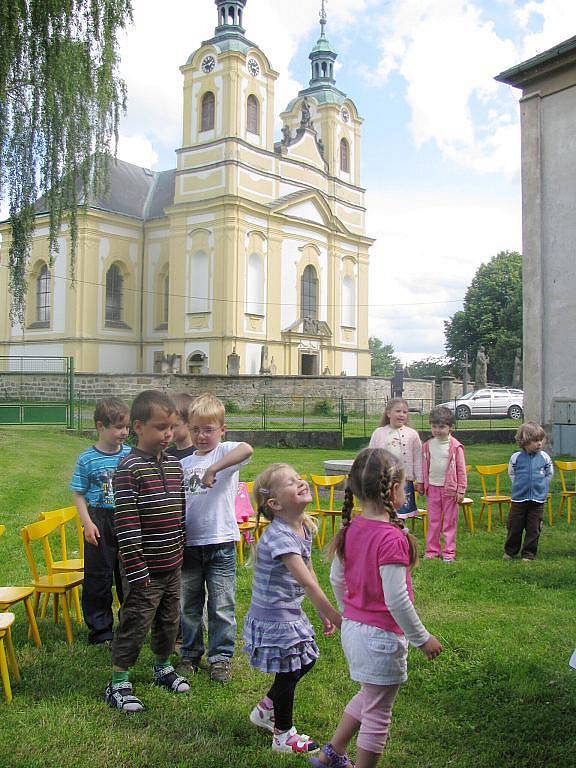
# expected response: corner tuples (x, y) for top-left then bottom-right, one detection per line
(112, 448), (185, 584)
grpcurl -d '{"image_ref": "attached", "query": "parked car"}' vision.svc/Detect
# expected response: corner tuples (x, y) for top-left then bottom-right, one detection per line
(438, 388), (524, 420)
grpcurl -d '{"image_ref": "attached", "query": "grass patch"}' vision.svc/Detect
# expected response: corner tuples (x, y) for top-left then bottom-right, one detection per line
(0, 428), (575, 767)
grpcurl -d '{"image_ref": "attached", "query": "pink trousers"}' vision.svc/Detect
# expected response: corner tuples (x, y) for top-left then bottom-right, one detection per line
(426, 485), (458, 559)
(344, 683), (400, 754)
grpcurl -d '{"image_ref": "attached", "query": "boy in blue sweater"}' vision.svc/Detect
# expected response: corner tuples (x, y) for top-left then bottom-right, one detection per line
(504, 422), (553, 562)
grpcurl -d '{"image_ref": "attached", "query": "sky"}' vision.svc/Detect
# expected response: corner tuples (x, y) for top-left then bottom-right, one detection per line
(5, 0), (576, 361)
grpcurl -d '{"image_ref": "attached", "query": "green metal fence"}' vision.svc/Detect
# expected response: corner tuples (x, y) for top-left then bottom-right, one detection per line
(0, 356), (74, 428)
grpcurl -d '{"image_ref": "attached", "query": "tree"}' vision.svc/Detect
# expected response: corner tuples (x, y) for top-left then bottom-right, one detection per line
(444, 251), (522, 385)
(0, 0), (133, 323)
(406, 356), (458, 379)
(369, 337), (401, 377)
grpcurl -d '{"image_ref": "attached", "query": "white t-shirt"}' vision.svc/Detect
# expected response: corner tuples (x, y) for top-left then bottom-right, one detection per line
(428, 437), (450, 487)
(180, 441), (250, 546)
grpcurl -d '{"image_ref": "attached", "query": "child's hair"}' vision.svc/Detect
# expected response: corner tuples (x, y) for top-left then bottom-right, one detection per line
(516, 421), (546, 449)
(172, 392), (194, 423)
(429, 406), (455, 430)
(130, 390), (176, 424)
(252, 463), (317, 534)
(189, 392), (225, 425)
(330, 448), (418, 567)
(93, 398), (129, 428)
(380, 398), (410, 427)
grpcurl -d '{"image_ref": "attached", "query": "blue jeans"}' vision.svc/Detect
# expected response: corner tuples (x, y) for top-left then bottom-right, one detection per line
(180, 542), (237, 663)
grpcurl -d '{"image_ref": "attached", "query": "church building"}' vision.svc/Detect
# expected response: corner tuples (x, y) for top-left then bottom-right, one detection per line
(0, 0), (373, 376)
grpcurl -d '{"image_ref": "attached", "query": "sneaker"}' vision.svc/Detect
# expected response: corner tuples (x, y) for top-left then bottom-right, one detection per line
(503, 553), (513, 560)
(273, 726), (319, 754)
(250, 699), (275, 733)
(309, 743), (354, 768)
(210, 659), (232, 683)
(104, 681), (144, 713)
(521, 557), (534, 562)
(442, 557), (455, 563)
(153, 665), (190, 693)
(177, 657), (201, 676)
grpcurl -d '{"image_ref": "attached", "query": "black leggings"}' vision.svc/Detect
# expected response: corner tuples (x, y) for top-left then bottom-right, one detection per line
(267, 659), (316, 731)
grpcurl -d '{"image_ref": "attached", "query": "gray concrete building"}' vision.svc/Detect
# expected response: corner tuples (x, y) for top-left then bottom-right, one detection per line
(496, 36), (576, 453)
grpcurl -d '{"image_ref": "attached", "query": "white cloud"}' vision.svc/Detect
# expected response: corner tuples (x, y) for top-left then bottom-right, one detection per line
(516, 0), (576, 57)
(116, 134), (159, 169)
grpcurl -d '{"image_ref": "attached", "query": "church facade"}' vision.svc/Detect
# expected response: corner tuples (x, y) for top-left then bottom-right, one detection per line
(0, 0), (373, 376)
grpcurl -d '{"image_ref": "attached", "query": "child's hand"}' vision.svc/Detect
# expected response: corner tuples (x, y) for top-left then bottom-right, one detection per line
(415, 482), (424, 495)
(84, 520), (100, 547)
(456, 493), (465, 504)
(419, 635), (442, 660)
(320, 612), (340, 636)
(201, 467), (217, 487)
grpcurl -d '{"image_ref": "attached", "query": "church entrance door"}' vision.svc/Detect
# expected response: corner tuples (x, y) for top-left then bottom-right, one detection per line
(300, 352), (319, 375)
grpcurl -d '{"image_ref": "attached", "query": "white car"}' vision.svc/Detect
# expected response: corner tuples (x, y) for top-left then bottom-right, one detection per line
(439, 388), (524, 420)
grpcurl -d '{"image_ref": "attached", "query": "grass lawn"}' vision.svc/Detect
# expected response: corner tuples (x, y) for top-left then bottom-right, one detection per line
(0, 428), (575, 768)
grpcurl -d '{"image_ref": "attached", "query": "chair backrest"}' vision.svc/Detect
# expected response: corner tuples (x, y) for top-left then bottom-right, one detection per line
(310, 474), (346, 512)
(554, 460), (576, 492)
(40, 506), (84, 561)
(21, 516), (63, 580)
(476, 463), (508, 496)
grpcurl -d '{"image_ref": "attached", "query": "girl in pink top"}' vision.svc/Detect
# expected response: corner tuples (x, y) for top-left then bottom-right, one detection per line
(369, 398), (423, 516)
(310, 448), (442, 768)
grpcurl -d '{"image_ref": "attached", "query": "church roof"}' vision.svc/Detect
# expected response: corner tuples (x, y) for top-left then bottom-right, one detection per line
(496, 34), (576, 87)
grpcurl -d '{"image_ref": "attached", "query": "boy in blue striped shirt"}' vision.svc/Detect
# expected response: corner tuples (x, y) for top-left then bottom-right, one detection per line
(70, 398), (130, 644)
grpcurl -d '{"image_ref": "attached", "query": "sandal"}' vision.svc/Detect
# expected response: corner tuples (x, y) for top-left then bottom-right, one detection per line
(309, 743), (355, 767)
(153, 664), (190, 693)
(104, 681), (144, 713)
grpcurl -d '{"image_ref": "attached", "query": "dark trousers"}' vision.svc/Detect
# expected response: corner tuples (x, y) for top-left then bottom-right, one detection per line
(82, 506), (124, 644)
(504, 501), (544, 560)
(112, 568), (181, 670)
(267, 659), (316, 731)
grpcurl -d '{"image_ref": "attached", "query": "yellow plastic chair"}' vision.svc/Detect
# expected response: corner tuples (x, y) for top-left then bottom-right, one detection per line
(39, 507), (84, 572)
(21, 517), (84, 645)
(407, 492), (428, 537)
(0, 525), (41, 648)
(236, 520), (257, 566)
(458, 466), (475, 534)
(0, 612), (20, 702)
(311, 474), (346, 547)
(554, 460), (576, 524)
(476, 464), (511, 532)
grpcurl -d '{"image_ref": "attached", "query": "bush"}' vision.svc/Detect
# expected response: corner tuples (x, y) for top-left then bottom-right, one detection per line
(224, 400), (240, 414)
(312, 398), (334, 416)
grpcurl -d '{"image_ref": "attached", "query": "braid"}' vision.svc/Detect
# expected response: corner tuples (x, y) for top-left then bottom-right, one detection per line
(342, 486), (355, 526)
(327, 484), (355, 562)
(378, 466), (395, 517)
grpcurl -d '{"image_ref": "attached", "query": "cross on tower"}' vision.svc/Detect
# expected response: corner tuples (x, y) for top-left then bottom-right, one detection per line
(320, 0), (327, 37)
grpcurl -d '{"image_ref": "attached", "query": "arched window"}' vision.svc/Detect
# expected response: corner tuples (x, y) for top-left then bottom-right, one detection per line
(201, 92), (215, 132)
(246, 253), (264, 314)
(247, 95), (260, 135)
(340, 138), (350, 173)
(36, 264), (51, 324)
(301, 265), (318, 320)
(187, 351), (208, 374)
(342, 276), (356, 327)
(105, 263), (124, 325)
(190, 251), (210, 313)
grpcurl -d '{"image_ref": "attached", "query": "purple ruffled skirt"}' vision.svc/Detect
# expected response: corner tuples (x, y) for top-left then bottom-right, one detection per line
(243, 608), (319, 674)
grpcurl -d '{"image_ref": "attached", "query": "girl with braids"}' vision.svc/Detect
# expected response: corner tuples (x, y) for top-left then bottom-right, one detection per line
(243, 463), (341, 755)
(310, 449), (442, 768)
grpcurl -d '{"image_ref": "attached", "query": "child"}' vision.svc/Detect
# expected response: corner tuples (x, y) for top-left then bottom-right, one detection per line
(244, 463), (341, 755)
(166, 392), (196, 461)
(179, 393), (253, 683)
(317, 448), (442, 768)
(504, 421), (553, 562)
(422, 406), (467, 562)
(105, 390), (189, 712)
(369, 398), (423, 515)
(70, 398), (130, 645)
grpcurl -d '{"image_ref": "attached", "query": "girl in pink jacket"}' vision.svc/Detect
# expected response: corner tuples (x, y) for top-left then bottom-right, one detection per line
(422, 406), (467, 562)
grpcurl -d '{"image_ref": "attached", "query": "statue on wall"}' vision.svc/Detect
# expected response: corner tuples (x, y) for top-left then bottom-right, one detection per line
(392, 363), (404, 398)
(303, 316), (320, 335)
(227, 347), (240, 376)
(281, 124), (291, 145)
(259, 345), (271, 375)
(512, 347), (522, 388)
(475, 346), (489, 388)
(269, 356), (277, 375)
(300, 97), (312, 128)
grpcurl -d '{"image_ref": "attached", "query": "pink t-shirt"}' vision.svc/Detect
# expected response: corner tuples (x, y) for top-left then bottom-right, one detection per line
(342, 516), (413, 634)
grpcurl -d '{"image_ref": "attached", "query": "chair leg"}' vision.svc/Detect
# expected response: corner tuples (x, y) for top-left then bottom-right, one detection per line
(61, 593), (74, 645)
(24, 596), (42, 648)
(40, 593), (49, 620)
(568, 497), (572, 526)
(5, 627), (20, 682)
(487, 505), (492, 533)
(0, 636), (12, 702)
(236, 539), (244, 567)
(72, 587), (82, 624)
(557, 496), (565, 520)
(468, 506), (475, 534)
(53, 594), (59, 625)
(478, 503), (485, 527)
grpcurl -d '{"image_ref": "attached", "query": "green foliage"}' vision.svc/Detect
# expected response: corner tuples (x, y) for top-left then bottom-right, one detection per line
(406, 356), (458, 379)
(312, 398), (333, 416)
(0, 0), (133, 324)
(369, 337), (401, 377)
(444, 251), (522, 385)
(224, 399), (240, 414)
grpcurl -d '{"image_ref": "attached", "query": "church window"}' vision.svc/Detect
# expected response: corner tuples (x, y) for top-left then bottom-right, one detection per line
(190, 251), (210, 313)
(201, 92), (215, 132)
(301, 265), (318, 320)
(105, 263), (124, 326)
(342, 275), (356, 327)
(246, 253), (264, 314)
(247, 95), (260, 135)
(187, 351), (207, 374)
(340, 138), (350, 173)
(36, 264), (51, 324)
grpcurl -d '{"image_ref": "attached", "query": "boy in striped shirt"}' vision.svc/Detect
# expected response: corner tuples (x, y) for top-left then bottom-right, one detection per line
(105, 390), (189, 712)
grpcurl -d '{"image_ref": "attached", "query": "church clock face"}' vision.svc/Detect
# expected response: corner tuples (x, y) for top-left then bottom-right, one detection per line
(201, 55), (216, 74)
(247, 58), (260, 77)
(341, 107), (350, 123)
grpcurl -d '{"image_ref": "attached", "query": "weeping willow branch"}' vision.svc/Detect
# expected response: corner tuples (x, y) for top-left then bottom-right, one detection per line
(0, 0), (133, 324)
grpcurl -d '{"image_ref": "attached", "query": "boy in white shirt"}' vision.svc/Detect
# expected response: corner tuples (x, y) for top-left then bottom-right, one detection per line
(179, 393), (253, 682)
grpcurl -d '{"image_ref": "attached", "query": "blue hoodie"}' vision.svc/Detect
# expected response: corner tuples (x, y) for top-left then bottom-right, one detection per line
(508, 449), (553, 503)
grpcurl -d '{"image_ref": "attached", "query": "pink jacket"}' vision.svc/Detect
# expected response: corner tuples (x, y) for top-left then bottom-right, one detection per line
(422, 436), (467, 497)
(369, 425), (423, 483)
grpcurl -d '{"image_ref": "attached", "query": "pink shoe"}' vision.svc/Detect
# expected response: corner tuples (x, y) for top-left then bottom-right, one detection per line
(249, 698), (275, 733)
(273, 726), (319, 754)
